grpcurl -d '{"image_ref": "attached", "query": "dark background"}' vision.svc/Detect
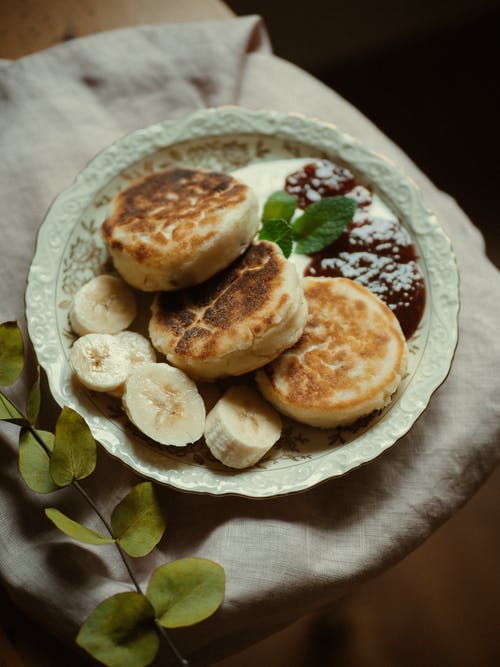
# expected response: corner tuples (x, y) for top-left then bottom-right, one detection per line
(222, 4), (500, 665)
(229, 0), (500, 268)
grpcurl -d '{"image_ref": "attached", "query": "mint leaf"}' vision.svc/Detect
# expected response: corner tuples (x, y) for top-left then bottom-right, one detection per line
(262, 190), (297, 224)
(259, 219), (293, 258)
(292, 196), (356, 254)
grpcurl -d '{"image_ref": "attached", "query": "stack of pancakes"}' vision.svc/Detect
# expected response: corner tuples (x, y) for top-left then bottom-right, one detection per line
(102, 167), (408, 429)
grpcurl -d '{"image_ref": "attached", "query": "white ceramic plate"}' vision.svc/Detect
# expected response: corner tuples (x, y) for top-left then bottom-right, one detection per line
(25, 107), (459, 498)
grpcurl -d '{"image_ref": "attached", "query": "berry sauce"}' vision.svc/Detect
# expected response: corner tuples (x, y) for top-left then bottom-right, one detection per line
(285, 160), (426, 339)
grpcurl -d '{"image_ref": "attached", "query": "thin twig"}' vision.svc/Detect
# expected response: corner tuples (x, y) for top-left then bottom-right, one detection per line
(72, 479), (144, 594)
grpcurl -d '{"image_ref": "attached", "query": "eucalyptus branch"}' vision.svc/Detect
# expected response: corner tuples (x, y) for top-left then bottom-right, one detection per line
(1, 321), (224, 667)
(73, 478), (189, 666)
(27, 419), (188, 666)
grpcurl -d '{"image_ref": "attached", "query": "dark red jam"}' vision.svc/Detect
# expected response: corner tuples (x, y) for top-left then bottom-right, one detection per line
(285, 160), (426, 339)
(285, 160), (356, 209)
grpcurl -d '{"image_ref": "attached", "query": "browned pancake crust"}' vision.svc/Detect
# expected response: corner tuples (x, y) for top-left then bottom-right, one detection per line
(151, 242), (286, 360)
(102, 168), (249, 264)
(259, 278), (406, 412)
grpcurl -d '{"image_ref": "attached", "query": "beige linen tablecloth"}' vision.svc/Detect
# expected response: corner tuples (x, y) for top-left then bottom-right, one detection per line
(1, 16), (500, 665)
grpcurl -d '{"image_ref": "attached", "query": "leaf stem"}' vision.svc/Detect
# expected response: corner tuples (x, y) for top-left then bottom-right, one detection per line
(72, 480), (142, 591)
(156, 623), (190, 667)
(28, 424), (52, 454)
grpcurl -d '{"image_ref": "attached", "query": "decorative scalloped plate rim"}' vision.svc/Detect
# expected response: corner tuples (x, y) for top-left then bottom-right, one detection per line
(25, 107), (459, 498)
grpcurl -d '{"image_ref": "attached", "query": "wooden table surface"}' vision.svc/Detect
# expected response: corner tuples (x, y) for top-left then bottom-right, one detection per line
(0, 0), (232, 59)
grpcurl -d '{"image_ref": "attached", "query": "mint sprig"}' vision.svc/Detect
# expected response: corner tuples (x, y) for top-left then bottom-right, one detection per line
(258, 190), (356, 257)
(262, 190), (297, 223)
(259, 218), (293, 258)
(292, 196), (356, 254)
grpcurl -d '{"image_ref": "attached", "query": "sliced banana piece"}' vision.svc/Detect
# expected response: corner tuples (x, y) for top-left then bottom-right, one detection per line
(107, 331), (157, 398)
(116, 330), (157, 364)
(204, 385), (282, 469)
(69, 274), (137, 336)
(70, 333), (131, 392)
(122, 362), (205, 446)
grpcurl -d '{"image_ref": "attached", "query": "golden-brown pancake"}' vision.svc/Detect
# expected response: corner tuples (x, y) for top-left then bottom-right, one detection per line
(256, 277), (408, 428)
(101, 168), (259, 291)
(149, 241), (307, 380)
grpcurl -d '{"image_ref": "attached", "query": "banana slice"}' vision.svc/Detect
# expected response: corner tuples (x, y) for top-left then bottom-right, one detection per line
(69, 333), (131, 392)
(107, 331), (157, 398)
(122, 362), (205, 447)
(69, 274), (137, 336)
(204, 385), (282, 469)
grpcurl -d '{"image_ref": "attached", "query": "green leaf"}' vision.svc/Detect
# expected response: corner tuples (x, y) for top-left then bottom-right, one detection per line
(77, 592), (159, 667)
(45, 508), (114, 545)
(111, 482), (167, 558)
(147, 558), (225, 628)
(0, 321), (24, 386)
(0, 391), (25, 424)
(18, 429), (59, 494)
(262, 190), (297, 224)
(259, 219), (293, 258)
(50, 406), (96, 486)
(26, 366), (41, 424)
(292, 196), (356, 254)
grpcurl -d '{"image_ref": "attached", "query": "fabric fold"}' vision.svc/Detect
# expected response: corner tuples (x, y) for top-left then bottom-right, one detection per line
(1, 15), (499, 665)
